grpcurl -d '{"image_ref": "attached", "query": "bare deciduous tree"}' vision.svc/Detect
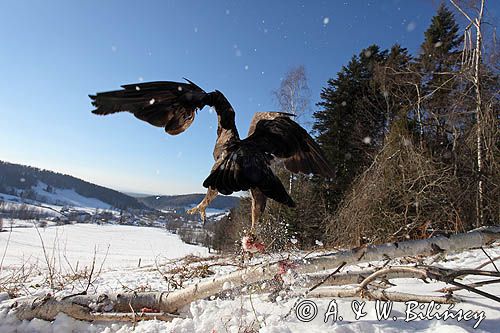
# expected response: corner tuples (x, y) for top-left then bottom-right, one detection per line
(272, 65), (312, 193)
(272, 65), (311, 123)
(450, 0), (487, 227)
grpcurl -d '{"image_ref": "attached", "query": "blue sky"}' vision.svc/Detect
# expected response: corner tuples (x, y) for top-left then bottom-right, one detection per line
(0, 1), (497, 195)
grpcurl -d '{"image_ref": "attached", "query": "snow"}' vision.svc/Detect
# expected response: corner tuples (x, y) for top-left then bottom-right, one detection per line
(0, 224), (499, 332)
(0, 223), (208, 270)
(0, 182), (112, 211)
(407, 21), (417, 32)
(32, 182), (112, 210)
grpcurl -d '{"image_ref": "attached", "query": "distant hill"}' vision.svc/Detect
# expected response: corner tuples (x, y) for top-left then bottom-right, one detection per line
(124, 192), (154, 198)
(0, 161), (147, 210)
(139, 194), (240, 210)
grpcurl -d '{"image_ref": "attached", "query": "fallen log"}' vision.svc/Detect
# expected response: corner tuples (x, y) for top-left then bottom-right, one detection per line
(10, 226), (500, 321)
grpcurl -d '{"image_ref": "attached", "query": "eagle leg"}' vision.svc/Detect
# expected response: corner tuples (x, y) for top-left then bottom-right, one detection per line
(242, 188), (267, 253)
(187, 187), (218, 225)
(250, 188), (267, 234)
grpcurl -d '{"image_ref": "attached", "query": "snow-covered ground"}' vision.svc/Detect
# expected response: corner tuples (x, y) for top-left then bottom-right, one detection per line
(0, 223), (208, 269)
(0, 223), (499, 333)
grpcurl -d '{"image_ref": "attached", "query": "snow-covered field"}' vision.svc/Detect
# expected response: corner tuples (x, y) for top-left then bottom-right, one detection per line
(0, 223), (499, 333)
(0, 223), (208, 269)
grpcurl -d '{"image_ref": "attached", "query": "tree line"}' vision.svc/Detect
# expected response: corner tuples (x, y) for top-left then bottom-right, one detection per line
(209, 2), (498, 252)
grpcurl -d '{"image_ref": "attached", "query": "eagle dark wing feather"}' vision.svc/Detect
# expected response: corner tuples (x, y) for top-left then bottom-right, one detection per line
(89, 80), (207, 135)
(245, 117), (335, 178)
(203, 145), (295, 207)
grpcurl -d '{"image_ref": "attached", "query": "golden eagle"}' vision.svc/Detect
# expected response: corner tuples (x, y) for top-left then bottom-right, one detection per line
(90, 80), (334, 240)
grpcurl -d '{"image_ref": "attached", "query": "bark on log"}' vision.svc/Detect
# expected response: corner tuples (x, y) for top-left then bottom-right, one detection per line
(11, 227), (500, 321)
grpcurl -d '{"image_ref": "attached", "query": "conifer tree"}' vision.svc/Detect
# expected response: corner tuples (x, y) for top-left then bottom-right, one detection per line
(418, 3), (461, 147)
(313, 45), (387, 210)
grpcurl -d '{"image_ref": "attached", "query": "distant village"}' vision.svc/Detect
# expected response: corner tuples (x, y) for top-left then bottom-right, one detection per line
(0, 196), (227, 250)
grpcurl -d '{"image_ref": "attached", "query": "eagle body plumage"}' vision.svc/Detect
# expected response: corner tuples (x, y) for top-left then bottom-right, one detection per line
(90, 80), (334, 234)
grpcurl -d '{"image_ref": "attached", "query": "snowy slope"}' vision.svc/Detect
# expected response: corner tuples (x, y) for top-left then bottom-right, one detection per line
(0, 182), (112, 211)
(0, 223), (499, 333)
(31, 181), (112, 209)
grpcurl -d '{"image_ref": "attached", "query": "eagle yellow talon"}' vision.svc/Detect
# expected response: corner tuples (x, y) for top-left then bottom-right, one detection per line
(187, 206), (207, 224)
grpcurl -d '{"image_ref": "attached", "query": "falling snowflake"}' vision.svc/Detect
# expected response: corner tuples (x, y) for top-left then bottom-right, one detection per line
(315, 240), (324, 247)
(177, 86), (183, 91)
(225, 9), (230, 15)
(135, 86), (140, 91)
(290, 238), (298, 244)
(407, 21), (416, 32)
(363, 136), (372, 144)
(149, 98), (155, 105)
(194, 27), (198, 33)
(19, 178), (25, 183)
(434, 41), (443, 48)
(244, 65), (249, 70)
(323, 17), (330, 26)
(111, 45), (117, 52)
(364, 49), (372, 58)
(341, 101), (347, 106)
(138, 77), (144, 82)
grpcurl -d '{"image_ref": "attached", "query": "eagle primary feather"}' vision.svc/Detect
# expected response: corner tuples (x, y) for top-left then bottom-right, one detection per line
(89, 80), (207, 135)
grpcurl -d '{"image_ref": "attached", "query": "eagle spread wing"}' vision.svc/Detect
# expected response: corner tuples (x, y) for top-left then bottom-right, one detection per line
(247, 116), (334, 178)
(90, 79), (209, 135)
(203, 115), (334, 206)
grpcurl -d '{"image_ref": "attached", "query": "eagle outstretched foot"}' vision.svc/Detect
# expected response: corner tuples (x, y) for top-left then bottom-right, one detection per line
(187, 205), (207, 224)
(241, 234), (265, 253)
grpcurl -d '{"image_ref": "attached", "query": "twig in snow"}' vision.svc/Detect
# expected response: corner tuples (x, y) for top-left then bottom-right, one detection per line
(475, 255), (500, 270)
(33, 222), (54, 289)
(437, 278), (500, 293)
(283, 262), (345, 319)
(446, 279), (500, 303)
(480, 247), (499, 272)
(308, 262), (347, 293)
